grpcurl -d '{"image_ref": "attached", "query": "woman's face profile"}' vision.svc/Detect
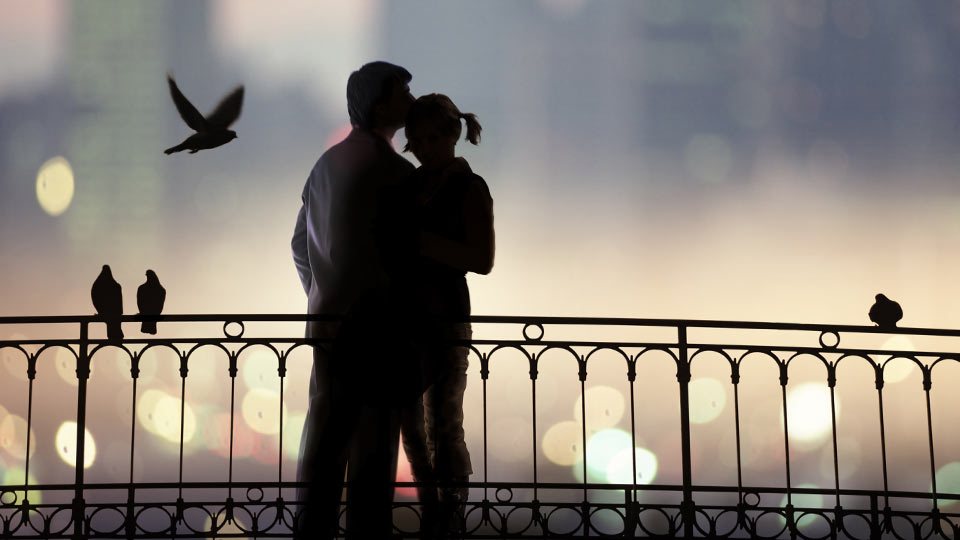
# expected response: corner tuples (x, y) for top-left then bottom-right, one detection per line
(406, 122), (457, 170)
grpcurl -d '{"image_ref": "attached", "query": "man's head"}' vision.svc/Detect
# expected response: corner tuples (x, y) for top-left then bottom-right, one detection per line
(346, 61), (413, 131)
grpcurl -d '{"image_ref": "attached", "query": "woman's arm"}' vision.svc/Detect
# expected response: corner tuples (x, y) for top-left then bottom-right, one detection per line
(419, 179), (495, 274)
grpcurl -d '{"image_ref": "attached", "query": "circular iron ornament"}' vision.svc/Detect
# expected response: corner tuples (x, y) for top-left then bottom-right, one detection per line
(87, 506), (127, 535)
(634, 506), (677, 537)
(792, 510), (833, 540)
(0, 489), (17, 506)
(245, 486), (264, 503)
(522, 323), (545, 341)
(743, 491), (761, 507)
(223, 320), (245, 339)
(495, 487), (514, 503)
(819, 331), (840, 349)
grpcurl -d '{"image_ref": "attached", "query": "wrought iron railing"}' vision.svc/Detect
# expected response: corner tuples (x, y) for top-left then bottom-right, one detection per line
(1, 314), (960, 538)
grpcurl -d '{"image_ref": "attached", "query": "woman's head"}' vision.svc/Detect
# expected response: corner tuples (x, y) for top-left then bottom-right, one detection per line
(404, 94), (481, 169)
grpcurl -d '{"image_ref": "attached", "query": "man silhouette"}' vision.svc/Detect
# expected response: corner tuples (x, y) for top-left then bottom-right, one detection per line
(291, 61), (415, 539)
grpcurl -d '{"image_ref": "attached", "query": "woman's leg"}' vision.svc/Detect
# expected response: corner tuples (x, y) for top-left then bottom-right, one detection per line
(401, 395), (438, 537)
(424, 323), (473, 536)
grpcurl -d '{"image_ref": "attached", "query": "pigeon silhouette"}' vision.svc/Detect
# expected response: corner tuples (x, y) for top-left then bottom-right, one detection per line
(137, 270), (166, 334)
(92, 265), (123, 342)
(869, 293), (903, 329)
(164, 74), (244, 154)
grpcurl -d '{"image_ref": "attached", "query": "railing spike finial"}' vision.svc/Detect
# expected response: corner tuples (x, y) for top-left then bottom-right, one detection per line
(130, 350), (141, 379)
(26, 353), (37, 380)
(179, 352), (189, 379)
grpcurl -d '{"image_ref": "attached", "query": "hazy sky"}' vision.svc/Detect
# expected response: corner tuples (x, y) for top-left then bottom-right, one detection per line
(1, 0), (959, 327)
(3, 1), (960, 514)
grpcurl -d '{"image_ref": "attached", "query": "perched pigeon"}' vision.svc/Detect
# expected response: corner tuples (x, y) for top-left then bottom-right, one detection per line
(137, 270), (166, 334)
(164, 74), (244, 154)
(92, 265), (123, 342)
(869, 293), (903, 329)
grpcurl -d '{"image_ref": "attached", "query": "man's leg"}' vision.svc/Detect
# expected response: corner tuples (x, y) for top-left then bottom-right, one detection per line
(296, 346), (356, 540)
(401, 395), (438, 537)
(344, 404), (402, 539)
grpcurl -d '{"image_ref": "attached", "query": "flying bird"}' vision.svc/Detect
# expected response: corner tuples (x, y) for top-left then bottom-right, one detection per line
(92, 265), (123, 342)
(869, 293), (903, 329)
(137, 270), (166, 334)
(164, 74), (244, 155)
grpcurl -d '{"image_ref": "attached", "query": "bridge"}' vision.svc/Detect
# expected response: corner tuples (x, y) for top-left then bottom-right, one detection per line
(1, 314), (959, 538)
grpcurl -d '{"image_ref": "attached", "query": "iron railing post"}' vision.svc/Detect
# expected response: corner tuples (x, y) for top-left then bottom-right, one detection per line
(677, 325), (694, 537)
(72, 321), (90, 540)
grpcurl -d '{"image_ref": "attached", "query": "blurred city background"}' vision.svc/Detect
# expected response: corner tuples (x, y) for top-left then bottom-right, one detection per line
(2, 0), (960, 527)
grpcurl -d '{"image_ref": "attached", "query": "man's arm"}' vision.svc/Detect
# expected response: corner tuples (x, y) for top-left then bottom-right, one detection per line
(291, 184), (312, 294)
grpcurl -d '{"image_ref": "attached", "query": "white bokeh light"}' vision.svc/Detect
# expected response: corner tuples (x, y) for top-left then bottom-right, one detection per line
(689, 377), (727, 424)
(55, 421), (96, 469)
(783, 383), (838, 444)
(606, 446), (658, 485)
(574, 385), (625, 433)
(36, 156), (74, 216)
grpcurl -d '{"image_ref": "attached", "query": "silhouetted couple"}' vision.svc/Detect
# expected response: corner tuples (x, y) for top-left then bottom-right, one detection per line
(291, 61), (495, 539)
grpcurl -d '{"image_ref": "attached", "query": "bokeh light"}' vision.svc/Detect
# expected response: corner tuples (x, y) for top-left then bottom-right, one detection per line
(115, 350), (157, 384)
(0, 414), (36, 460)
(542, 420), (583, 466)
(202, 515), (249, 540)
(136, 389), (166, 434)
(53, 346), (81, 386)
(54, 421), (96, 468)
(395, 442), (416, 498)
(241, 350), (279, 390)
(881, 336), (918, 384)
(778, 484), (825, 529)
(606, 446), (658, 485)
(1, 467), (42, 503)
(585, 428), (633, 478)
(935, 462), (960, 507)
(783, 383), (838, 444)
(689, 377), (727, 424)
(282, 412), (306, 460)
(137, 389), (197, 443)
(35, 156), (74, 216)
(241, 387), (286, 435)
(1, 338), (29, 382)
(323, 123), (353, 151)
(574, 385), (625, 433)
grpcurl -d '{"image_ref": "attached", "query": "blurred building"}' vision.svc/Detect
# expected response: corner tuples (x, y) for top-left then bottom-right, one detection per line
(63, 1), (217, 254)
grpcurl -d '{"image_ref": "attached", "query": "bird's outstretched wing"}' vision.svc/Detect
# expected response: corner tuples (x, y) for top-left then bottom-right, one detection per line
(168, 75), (208, 132)
(206, 85), (244, 129)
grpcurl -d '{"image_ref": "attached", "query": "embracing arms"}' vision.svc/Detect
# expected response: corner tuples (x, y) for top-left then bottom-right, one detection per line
(419, 179), (495, 275)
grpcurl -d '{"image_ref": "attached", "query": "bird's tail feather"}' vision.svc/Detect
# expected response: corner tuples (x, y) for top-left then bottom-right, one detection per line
(164, 143), (186, 155)
(107, 321), (124, 342)
(141, 320), (158, 334)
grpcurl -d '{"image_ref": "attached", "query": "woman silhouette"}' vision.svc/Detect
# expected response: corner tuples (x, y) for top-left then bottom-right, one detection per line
(390, 93), (495, 538)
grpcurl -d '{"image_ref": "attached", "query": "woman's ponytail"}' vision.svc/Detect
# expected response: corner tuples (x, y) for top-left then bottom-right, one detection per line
(459, 112), (482, 145)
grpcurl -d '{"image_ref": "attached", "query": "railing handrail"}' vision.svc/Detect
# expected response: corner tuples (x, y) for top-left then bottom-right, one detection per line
(1, 313), (959, 337)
